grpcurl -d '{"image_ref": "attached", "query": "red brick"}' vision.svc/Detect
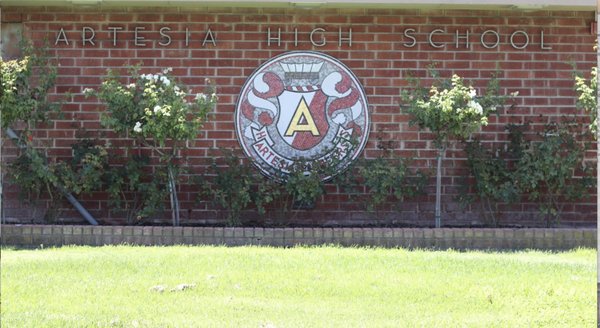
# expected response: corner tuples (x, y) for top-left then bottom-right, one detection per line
(3, 13), (24, 22)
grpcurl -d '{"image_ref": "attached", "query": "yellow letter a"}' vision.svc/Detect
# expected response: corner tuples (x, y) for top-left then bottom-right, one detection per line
(284, 97), (319, 136)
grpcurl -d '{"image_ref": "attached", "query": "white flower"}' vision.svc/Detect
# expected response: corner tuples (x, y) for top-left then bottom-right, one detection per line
(82, 87), (94, 94)
(174, 86), (180, 92)
(153, 74), (159, 81)
(469, 88), (476, 99)
(451, 74), (460, 86)
(133, 121), (143, 133)
(127, 83), (136, 89)
(195, 93), (207, 101)
(160, 76), (171, 86)
(160, 105), (171, 117)
(468, 100), (483, 115)
(153, 105), (162, 113)
(162, 67), (173, 74)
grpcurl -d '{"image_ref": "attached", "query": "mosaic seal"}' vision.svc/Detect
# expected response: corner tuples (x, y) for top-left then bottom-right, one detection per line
(235, 51), (370, 181)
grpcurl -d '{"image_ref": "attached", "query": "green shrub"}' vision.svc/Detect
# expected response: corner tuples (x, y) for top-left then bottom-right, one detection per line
(357, 157), (427, 212)
(462, 139), (520, 226)
(462, 122), (595, 227)
(6, 137), (108, 222)
(104, 154), (168, 225)
(514, 122), (595, 227)
(199, 149), (280, 226)
(281, 159), (329, 211)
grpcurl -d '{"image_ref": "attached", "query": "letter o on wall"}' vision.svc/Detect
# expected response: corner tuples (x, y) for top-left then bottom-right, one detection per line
(480, 30), (500, 49)
(510, 30), (529, 49)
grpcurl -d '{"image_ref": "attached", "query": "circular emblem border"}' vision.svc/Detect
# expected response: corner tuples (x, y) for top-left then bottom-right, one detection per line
(234, 51), (370, 181)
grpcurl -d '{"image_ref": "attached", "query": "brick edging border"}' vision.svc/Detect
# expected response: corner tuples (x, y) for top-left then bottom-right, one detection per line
(0, 225), (596, 250)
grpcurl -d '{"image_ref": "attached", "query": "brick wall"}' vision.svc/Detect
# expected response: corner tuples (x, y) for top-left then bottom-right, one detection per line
(1, 5), (597, 227)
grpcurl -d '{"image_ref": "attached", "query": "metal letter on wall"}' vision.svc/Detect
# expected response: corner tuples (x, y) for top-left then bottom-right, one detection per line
(480, 30), (500, 49)
(510, 30), (529, 49)
(234, 51), (370, 181)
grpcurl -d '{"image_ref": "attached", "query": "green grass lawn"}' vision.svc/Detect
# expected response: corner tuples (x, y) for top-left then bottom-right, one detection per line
(1, 245), (596, 327)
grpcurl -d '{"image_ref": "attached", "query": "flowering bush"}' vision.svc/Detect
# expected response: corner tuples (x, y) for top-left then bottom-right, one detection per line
(401, 71), (513, 227)
(86, 67), (217, 226)
(402, 74), (509, 148)
(86, 67), (216, 148)
(1, 56), (32, 128)
(1, 45), (57, 134)
(0, 44), (78, 222)
(574, 66), (597, 136)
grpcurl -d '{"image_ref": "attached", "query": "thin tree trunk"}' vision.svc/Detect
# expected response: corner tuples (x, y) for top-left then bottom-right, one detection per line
(435, 146), (446, 228)
(479, 199), (489, 227)
(485, 197), (497, 227)
(167, 165), (180, 227)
